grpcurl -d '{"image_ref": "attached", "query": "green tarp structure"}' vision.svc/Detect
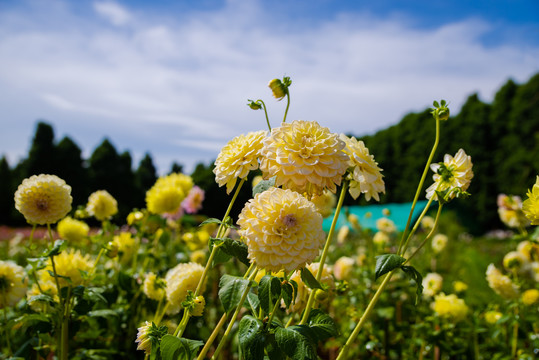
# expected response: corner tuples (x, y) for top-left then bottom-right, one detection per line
(322, 201), (432, 232)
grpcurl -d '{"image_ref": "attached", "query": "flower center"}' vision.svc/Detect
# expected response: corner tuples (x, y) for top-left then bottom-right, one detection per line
(36, 199), (48, 211)
(282, 214), (297, 228)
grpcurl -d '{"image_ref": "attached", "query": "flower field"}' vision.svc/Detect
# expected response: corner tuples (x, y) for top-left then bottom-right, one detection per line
(1, 78), (538, 360)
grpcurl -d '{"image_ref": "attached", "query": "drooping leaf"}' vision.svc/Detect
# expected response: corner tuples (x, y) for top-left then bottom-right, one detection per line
(219, 238), (250, 266)
(258, 275), (282, 315)
(218, 275), (253, 313)
(281, 282), (295, 307)
(400, 265), (424, 305)
(374, 254), (406, 280)
(246, 292), (260, 316)
(238, 315), (265, 360)
(300, 267), (323, 290)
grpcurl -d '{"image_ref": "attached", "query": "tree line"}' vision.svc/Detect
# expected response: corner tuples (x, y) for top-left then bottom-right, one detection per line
(1, 72), (537, 233)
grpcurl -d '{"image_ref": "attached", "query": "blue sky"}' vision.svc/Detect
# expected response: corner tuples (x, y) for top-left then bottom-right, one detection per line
(0, 0), (538, 174)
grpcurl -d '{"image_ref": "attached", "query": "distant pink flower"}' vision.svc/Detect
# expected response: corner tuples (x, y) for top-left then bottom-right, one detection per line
(182, 186), (205, 214)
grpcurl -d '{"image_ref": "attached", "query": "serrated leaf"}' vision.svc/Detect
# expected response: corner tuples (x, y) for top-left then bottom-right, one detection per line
(220, 238), (250, 266)
(307, 309), (338, 341)
(400, 265), (424, 305)
(199, 218), (223, 226)
(47, 270), (72, 283)
(218, 275), (253, 313)
(88, 309), (118, 318)
(160, 335), (203, 360)
(238, 316), (265, 360)
(246, 292), (260, 316)
(374, 254), (406, 280)
(275, 326), (317, 360)
(281, 282), (295, 307)
(44, 240), (66, 257)
(300, 268), (323, 290)
(252, 176), (276, 196)
(259, 275), (282, 315)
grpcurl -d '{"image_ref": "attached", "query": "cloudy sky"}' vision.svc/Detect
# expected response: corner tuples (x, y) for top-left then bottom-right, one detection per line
(1, 0), (538, 174)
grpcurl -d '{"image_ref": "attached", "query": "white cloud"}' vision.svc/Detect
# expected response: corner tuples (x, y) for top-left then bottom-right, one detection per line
(0, 0), (537, 174)
(93, 1), (132, 26)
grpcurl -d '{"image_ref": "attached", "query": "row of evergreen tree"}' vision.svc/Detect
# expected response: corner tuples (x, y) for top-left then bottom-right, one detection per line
(1, 73), (537, 233)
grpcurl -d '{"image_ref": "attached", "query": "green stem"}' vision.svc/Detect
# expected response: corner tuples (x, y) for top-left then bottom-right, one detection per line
(2, 290), (12, 356)
(60, 287), (71, 360)
(211, 268), (259, 360)
(197, 263), (256, 360)
(300, 181), (348, 325)
(511, 305), (519, 359)
(403, 204), (443, 265)
(174, 179), (246, 339)
(29, 224), (37, 244)
(283, 92), (290, 123)
(336, 270), (395, 360)
(397, 116), (440, 256)
(257, 100), (271, 131)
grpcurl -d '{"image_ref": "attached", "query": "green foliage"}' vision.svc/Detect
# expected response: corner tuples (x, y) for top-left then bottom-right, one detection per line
(374, 254), (406, 279)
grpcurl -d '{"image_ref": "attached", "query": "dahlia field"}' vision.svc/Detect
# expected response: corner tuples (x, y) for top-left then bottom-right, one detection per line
(1, 78), (538, 360)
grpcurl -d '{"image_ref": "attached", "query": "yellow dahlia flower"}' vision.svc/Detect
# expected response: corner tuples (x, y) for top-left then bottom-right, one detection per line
(484, 310), (502, 324)
(431, 234), (448, 254)
(57, 216), (89, 243)
(517, 241), (539, 262)
(373, 231), (390, 246)
(146, 173), (193, 215)
(14, 174), (72, 225)
(376, 218), (396, 234)
(340, 134), (385, 201)
(333, 256), (355, 281)
(426, 149), (473, 201)
(86, 190), (118, 221)
(422, 272), (443, 297)
(237, 187), (325, 272)
(523, 176), (539, 225)
(503, 251), (529, 272)
(135, 321), (153, 355)
(0, 260), (27, 308)
(288, 262), (334, 313)
(165, 262), (205, 314)
(453, 281), (468, 293)
(486, 264), (519, 299)
(189, 250), (206, 265)
(260, 120), (349, 197)
(431, 293), (468, 322)
(39, 249), (93, 288)
(310, 190), (337, 218)
(143, 272), (165, 301)
(421, 216), (435, 230)
(521, 289), (539, 305)
(497, 194), (529, 228)
(112, 231), (137, 264)
(214, 131), (267, 194)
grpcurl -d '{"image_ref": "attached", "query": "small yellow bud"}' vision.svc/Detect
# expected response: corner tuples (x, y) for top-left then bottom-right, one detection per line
(106, 241), (119, 258)
(268, 79), (287, 100)
(190, 295), (205, 316)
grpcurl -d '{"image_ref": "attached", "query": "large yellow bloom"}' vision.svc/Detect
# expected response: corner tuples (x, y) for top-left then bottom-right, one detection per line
(165, 262), (205, 314)
(260, 120), (349, 197)
(237, 187), (325, 272)
(340, 134), (385, 201)
(0, 260), (27, 308)
(57, 216), (89, 243)
(214, 131), (267, 194)
(426, 149), (473, 201)
(146, 173), (193, 215)
(486, 264), (519, 299)
(523, 176), (539, 225)
(39, 250), (93, 288)
(431, 293), (468, 322)
(86, 190), (118, 221)
(14, 174), (72, 225)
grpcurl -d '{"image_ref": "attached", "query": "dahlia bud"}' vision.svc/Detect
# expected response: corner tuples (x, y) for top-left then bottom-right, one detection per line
(105, 241), (119, 258)
(247, 100), (262, 110)
(190, 295), (206, 316)
(268, 78), (287, 100)
(431, 100), (450, 121)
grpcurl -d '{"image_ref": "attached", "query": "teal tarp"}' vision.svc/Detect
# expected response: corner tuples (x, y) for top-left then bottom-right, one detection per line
(322, 201), (432, 232)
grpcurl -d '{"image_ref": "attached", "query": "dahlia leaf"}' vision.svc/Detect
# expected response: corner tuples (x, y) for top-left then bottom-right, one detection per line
(238, 315), (265, 360)
(252, 176), (276, 196)
(246, 291), (260, 316)
(219, 275), (253, 313)
(44, 240), (66, 257)
(281, 281), (295, 307)
(160, 335), (203, 360)
(220, 238), (250, 266)
(275, 325), (317, 360)
(374, 254), (406, 280)
(300, 267), (323, 290)
(400, 265), (424, 305)
(259, 275), (282, 314)
(307, 309), (338, 341)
